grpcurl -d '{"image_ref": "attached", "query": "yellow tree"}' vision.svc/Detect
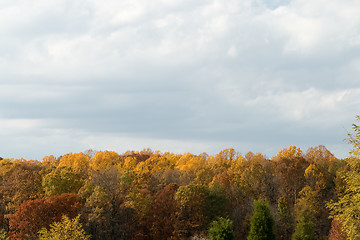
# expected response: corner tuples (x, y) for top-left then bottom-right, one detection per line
(90, 151), (120, 172)
(38, 215), (91, 240)
(42, 167), (84, 198)
(327, 116), (360, 239)
(58, 152), (90, 174)
(41, 155), (59, 168)
(273, 151), (308, 205)
(272, 146), (304, 161)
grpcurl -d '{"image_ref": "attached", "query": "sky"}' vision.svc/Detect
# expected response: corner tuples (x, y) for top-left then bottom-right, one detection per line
(0, 0), (359, 160)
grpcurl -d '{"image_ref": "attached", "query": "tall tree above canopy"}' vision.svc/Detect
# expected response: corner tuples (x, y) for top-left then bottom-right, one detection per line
(272, 146), (304, 162)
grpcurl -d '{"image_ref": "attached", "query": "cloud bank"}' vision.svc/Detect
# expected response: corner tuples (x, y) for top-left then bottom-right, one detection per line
(0, 0), (359, 159)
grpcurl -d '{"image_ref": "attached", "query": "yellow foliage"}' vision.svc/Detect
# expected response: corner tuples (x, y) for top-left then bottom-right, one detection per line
(58, 152), (90, 173)
(304, 164), (326, 191)
(42, 155), (58, 167)
(175, 153), (206, 172)
(90, 151), (120, 171)
(272, 146), (304, 161)
(120, 156), (138, 172)
(296, 185), (319, 215)
(306, 145), (337, 163)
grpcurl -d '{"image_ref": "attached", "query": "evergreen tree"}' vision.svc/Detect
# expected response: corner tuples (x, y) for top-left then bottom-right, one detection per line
(208, 217), (234, 240)
(247, 199), (275, 240)
(292, 208), (316, 240)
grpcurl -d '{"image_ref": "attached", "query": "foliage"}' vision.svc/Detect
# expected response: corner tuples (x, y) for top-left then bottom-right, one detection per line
(208, 217), (234, 240)
(90, 151), (120, 171)
(58, 152), (89, 174)
(0, 141), (349, 240)
(0, 229), (6, 240)
(276, 196), (293, 240)
(42, 167), (84, 198)
(0, 161), (43, 214)
(327, 116), (360, 239)
(38, 215), (91, 240)
(247, 199), (275, 240)
(328, 218), (347, 240)
(273, 155), (308, 205)
(149, 183), (178, 240)
(292, 207), (316, 240)
(8, 193), (80, 240)
(272, 146), (304, 161)
(41, 155), (59, 167)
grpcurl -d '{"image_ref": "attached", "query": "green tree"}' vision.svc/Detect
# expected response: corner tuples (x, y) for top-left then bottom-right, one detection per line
(292, 207), (316, 240)
(42, 167), (84, 198)
(276, 196), (293, 240)
(174, 184), (209, 237)
(38, 215), (90, 240)
(327, 116), (360, 239)
(247, 199), (275, 240)
(208, 217), (234, 240)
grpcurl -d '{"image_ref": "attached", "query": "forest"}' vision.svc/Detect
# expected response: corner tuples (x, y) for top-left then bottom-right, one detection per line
(0, 117), (360, 240)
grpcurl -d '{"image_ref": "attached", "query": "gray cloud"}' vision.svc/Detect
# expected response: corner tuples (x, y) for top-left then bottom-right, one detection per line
(0, 0), (359, 160)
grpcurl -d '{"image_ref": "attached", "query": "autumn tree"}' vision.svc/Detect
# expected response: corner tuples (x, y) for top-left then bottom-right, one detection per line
(174, 184), (210, 238)
(38, 215), (90, 240)
(0, 160), (43, 215)
(80, 167), (134, 240)
(275, 196), (293, 240)
(8, 193), (81, 240)
(41, 155), (59, 168)
(58, 152), (90, 175)
(78, 184), (113, 240)
(42, 167), (84, 198)
(150, 183), (178, 240)
(174, 183), (226, 238)
(328, 218), (347, 240)
(273, 151), (308, 205)
(296, 163), (332, 238)
(240, 153), (275, 201)
(175, 153), (213, 185)
(273, 146), (304, 162)
(125, 187), (153, 239)
(90, 151), (120, 172)
(327, 116), (360, 239)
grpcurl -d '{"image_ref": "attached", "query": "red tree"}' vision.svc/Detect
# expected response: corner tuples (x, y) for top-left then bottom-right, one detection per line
(8, 193), (81, 240)
(150, 183), (179, 240)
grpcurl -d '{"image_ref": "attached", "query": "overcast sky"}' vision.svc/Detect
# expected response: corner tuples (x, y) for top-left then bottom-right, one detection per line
(1, 0), (359, 160)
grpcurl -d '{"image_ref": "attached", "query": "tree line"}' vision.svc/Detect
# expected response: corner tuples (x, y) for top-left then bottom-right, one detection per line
(1, 117), (360, 240)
